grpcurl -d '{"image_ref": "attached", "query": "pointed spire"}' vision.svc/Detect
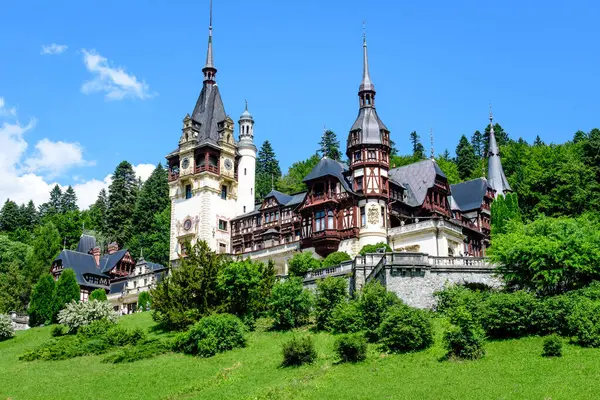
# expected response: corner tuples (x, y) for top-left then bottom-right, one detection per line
(202, 0), (217, 83)
(430, 128), (435, 160)
(486, 105), (512, 197)
(359, 21), (375, 94)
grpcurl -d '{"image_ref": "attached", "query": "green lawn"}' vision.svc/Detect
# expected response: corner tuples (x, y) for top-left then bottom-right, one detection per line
(2, 313), (599, 400)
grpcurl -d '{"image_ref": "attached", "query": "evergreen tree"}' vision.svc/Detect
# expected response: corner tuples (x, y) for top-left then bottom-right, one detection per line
(26, 221), (62, 283)
(61, 186), (79, 213)
(53, 268), (80, 320)
(389, 139), (398, 157)
(255, 141), (282, 199)
(89, 189), (108, 235)
(0, 262), (31, 314)
(583, 128), (600, 171)
(0, 200), (20, 233)
(130, 205), (171, 266)
(319, 129), (341, 160)
(106, 161), (138, 247)
(89, 288), (107, 301)
(28, 273), (56, 326)
(484, 123), (509, 154)
(573, 130), (588, 144)
(410, 131), (426, 159)
(435, 156), (461, 184)
(491, 192), (522, 236)
(39, 185), (63, 217)
(533, 135), (545, 147)
(23, 200), (39, 230)
(456, 135), (478, 180)
(132, 163), (169, 234)
(471, 130), (484, 158)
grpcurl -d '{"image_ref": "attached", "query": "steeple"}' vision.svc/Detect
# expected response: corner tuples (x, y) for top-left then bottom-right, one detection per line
(238, 100), (254, 145)
(487, 107), (512, 197)
(202, 0), (217, 84)
(358, 22), (375, 106)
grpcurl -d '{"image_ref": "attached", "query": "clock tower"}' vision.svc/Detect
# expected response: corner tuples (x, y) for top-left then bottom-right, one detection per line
(165, 2), (240, 262)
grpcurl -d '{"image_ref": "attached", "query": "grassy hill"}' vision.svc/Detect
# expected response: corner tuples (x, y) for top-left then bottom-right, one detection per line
(2, 313), (600, 400)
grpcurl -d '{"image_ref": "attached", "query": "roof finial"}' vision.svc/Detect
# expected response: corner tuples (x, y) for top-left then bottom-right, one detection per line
(430, 128), (435, 160)
(359, 21), (374, 94)
(245, 99), (248, 111)
(203, 0), (216, 81)
(489, 102), (494, 130)
(363, 20), (366, 44)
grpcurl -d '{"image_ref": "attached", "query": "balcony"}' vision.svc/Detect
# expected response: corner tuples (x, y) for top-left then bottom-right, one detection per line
(194, 164), (219, 175)
(302, 192), (351, 208)
(168, 172), (180, 182)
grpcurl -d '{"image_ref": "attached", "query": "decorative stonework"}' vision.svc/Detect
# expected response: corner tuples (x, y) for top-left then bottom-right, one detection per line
(367, 205), (379, 225)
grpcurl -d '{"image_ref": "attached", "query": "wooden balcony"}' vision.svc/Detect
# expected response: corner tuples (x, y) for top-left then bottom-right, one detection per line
(195, 164), (219, 175)
(168, 172), (180, 182)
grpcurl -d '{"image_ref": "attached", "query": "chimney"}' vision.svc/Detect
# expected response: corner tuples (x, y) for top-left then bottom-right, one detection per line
(92, 247), (101, 266)
(108, 242), (119, 255)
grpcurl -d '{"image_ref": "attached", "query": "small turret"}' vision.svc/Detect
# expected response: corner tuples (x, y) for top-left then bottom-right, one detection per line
(487, 107), (512, 197)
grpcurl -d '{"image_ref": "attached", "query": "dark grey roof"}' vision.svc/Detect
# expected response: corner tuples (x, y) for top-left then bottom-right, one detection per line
(191, 83), (227, 145)
(487, 120), (512, 196)
(264, 190), (292, 206)
(287, 192), (306, 206)
(54, 250), (109, 287)
(76, 235), (96, 254)
(348, 107), (388, 146)
(303, 158), (353, 192)
(450, 178), (488, 211)
(389, 159), (447, 207)
(146, 261), (166, 272)
(100, 249), (128, 273)
(109, 281), (126, 294)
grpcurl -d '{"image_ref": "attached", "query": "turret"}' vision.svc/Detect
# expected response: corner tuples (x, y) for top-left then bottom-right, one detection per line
(237, 101), (257, 215)
(487, 108), (512, 197)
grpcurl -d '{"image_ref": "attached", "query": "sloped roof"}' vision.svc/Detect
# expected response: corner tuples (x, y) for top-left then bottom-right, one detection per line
(76, 235), (96, 254)
(303, 158), (353, 192)
(54, 250), (109, 287)
(100, 249), (128, 273)
(108, 281), (125, 294)
(190, 83), (227, 146)
(287, 192), (307, 206)
(264, 190), (292, 206)
(389, 159), (446, 207)
(349, 107), (388, 145)
(450, 178), (488, 211)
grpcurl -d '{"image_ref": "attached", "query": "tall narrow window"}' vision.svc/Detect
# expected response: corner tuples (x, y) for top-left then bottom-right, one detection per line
(243, 206), (246, 213)
(381, 207), (385, 228)
(315, 210), (325, 232)
(244, 168), (247, 175)
(185, 184), (192, 199)
(356, 177), (363, 192)
(327, 210), (334, 229)
(221, 185), (227, 200)
(360, 207), (366, 226)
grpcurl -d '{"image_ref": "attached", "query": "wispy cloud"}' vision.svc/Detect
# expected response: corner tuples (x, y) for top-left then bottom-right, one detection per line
(41, 43), (68, 55)
(0, 97), (17, 117)
(81, 49), (155, 101)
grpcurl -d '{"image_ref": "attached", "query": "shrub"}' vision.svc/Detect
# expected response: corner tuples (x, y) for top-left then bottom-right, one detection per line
(359, 242), (391, 256)
(542, 335), (563, 357)
(138, 291), (152, 311)
(58, 300), (119, 333)
(77, 319), (114, 339)
(567, 297), (600, 347)
(89, 289), (108, 302)
(443, 307), (486, 360)
(322, 252), (351, 268)
(105, 326), (146, 346)
(315, 277), (348, 330)
(328, 300), (364, 334)
(377, 305), (434, 354)
(334, 333), (367, 363)
(479, 291), (538, 339)
(287, 252), (322, 277)
(0, 314), (15, 341)
(359, 282), (401, 341)
(50, 325), (66, 337)
(434, 284), (487, 318)
(217, 259), (262, 322)
(269, 278), (313, 330)
(28, 274), (56, 326)
(532, 294), (575, 336)
(102, 339), (172, 363)
(179, 313), (247, 357)
(20, 336), (82, 361)
(282, 336), (317, 367)
(53, 269), (80, 321)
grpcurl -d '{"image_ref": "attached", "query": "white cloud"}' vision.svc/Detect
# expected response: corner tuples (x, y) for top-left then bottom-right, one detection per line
(0, 97), (17, 117)
(133, 163), (155, 182)
(41, 43), (68, 55)
(81, 49), (155, 100)
(24, 139), (95, 178)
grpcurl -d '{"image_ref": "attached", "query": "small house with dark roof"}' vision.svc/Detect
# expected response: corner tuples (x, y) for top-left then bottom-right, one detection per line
(51, 234), (166, 313)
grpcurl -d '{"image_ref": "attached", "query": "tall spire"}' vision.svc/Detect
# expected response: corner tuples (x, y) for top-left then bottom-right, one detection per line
(202, 0), (217, 83)
(486, 105), (512, 197)
(359, 21), (375, 96)
(430, 128), (435, 160)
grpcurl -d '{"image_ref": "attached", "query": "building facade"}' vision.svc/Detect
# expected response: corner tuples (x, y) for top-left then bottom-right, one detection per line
(168, 9), (512, 277)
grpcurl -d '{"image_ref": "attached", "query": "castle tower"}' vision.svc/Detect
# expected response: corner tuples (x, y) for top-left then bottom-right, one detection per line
(166, 0), (239, 261)
(237, 101), (257, 215)
(487, 109), (512, 197)
(346, 28), (391, 248)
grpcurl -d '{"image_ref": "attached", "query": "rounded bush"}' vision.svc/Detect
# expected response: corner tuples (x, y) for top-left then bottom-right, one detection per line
(542, 335), (563, 357)
(137, 291), (152, 311)
(377, 305), (434, 354)
(443, 307), (486, 360)
(315, 277), (348, 331)
(567, 297), (600, 347)
(328, 300), (364, 334)
(334, 333), (367, 363)
(269, 278), (313, 330)
(282, 336), (317, 367)
(50, 325), (66, 337)
(0, 314), (15, 341)
(89, 289), (108, 302)
(479, 291), (538, 339)
(77, 319), (114, 339)
(181, 313), (247, 357)
(106, 326), (146, 346)
(58, 300), (119, 333)
(359, 282), (402, 342)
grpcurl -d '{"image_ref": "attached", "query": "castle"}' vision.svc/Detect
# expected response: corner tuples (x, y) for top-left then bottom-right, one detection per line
(166, 6), (512, 286)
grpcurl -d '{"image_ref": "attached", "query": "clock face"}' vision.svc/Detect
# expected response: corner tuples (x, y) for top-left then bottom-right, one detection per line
(182, 158), (190, 169)
(224, 159), (233, 170)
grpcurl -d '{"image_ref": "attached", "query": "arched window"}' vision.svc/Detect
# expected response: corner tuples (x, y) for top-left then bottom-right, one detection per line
(327, 210), (334, 229)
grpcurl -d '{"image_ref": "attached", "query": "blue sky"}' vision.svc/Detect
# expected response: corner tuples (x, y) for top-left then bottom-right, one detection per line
(1, 0), (599, 208)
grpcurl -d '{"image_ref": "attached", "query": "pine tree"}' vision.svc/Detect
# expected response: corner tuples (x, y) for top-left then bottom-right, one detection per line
(39, 185), (63, 217)
(389, 139), (399, 157)
(23, 200), (39, 230)
(61, 186), (79, 213)
(106, 161), (138, 247)
(26, 221), (62, 283)
(255, 141), (282, 199)
(319, 130), (341, 160)
(132, 163), (169, 234)
(410, 131), (425, 159)
(471, 130), (484, 158)
(89, 189), (108, 235)
(0, 261), (31, 314)
(456, 135), (478, 180)
(484, 123), (509, 154)
(491, 192), (522, 236)
(28, 273), (56, 326)
(53, 268), (80, 320)
(0, 200), (20, 233)
(533, 135), (544, 147)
